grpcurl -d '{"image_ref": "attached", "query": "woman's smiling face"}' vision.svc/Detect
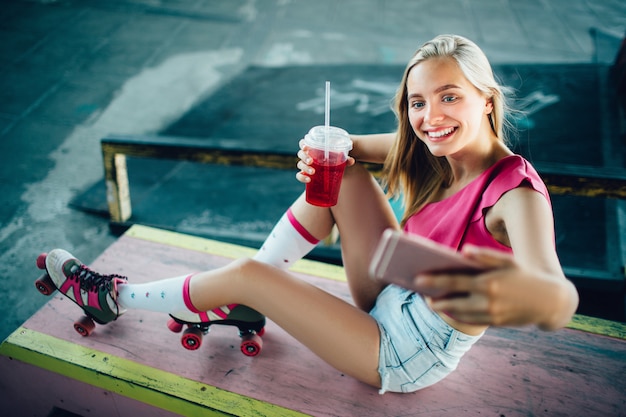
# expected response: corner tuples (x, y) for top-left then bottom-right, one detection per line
(406, 57), (494, 157)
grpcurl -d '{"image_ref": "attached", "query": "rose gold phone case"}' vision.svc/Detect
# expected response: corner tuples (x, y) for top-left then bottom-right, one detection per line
(369, 229), (481, 288)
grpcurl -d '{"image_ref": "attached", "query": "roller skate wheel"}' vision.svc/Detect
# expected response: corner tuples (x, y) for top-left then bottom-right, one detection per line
(167, 318), (184, 333)
(34, 273), (55, 296)
(74, 316), (95, 337)
(240, 333), (263, 357)
(257, 327), (266, 337)
(36, 253), (47, 270)
(181, 327), (203, 350)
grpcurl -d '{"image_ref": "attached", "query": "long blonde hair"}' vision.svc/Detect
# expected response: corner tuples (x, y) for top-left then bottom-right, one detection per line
(383, 34), (511, 225)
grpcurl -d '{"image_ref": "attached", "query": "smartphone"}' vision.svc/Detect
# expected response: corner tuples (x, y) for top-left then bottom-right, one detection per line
(369, 229), (483, 289)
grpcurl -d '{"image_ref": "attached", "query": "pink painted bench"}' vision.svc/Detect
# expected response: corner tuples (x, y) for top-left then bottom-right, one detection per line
(1, 225), (625, 416)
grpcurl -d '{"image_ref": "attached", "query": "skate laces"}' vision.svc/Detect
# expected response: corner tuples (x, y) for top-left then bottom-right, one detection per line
(72, 265), (127, 315)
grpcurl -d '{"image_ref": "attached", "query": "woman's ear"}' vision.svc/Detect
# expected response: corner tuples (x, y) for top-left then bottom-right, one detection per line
(485, 97), (494, 115)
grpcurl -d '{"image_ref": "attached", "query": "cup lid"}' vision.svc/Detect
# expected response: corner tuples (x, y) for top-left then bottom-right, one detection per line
(305, 126), (353, 151)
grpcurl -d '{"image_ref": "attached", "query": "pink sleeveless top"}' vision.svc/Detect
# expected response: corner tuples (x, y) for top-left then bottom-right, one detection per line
(403, 155), (549, 253)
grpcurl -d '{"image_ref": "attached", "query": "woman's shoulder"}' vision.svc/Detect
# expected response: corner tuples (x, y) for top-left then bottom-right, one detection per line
(486, 154), (549, 200)
(491, 154), (532, 172)
(486, 154), (539, 182)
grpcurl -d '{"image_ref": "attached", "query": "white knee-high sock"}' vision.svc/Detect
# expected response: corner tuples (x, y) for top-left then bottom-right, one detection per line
(116, 274), (199, 314)
(253, 208), (320, 269)
(115, 209), (319, 314)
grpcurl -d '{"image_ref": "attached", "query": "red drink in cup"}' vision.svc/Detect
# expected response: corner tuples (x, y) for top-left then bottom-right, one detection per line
(304, 126), (352, 207)
(307, 149), (348, 207)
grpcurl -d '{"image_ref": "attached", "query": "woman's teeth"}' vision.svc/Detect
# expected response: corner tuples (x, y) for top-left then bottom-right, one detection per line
(428, 127), (455, 138)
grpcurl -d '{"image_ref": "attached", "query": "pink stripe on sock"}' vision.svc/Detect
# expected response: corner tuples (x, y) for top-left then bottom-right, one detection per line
(212, 307), (229, 319)
(287, 208), (319, 244)
(183, 274), (202, 314)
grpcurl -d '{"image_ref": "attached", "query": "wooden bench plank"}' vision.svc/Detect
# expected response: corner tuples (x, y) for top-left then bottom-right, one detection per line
(1, 225), (625, 416)
(1, 328), (304, 416)
(0, 351), (185, 417)
(101, 134), (626, 223)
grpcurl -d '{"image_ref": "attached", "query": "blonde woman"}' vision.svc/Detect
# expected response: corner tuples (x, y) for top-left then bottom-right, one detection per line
(40, 35), (578, 394)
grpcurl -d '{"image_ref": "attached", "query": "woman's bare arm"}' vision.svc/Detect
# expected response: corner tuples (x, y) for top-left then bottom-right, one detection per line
(349, 133), (396, 163)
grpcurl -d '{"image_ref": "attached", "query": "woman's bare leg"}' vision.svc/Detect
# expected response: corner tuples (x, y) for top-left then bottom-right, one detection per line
(185, 163), (398, 387)
(289, 163), (400, 310)
(186, 164), (397, 387)
(188, 258), (382, 388)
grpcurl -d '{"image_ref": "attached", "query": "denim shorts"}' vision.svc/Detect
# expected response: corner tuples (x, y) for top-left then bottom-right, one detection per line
(369, 285), (483, 394)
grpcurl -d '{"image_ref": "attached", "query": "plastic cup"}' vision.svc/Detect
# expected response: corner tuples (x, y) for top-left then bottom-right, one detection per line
(304, 125), (352, 207)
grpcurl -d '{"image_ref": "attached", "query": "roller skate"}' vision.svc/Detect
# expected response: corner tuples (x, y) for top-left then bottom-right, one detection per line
(167, 305), (266, 357)
(34, 249), (127, 337)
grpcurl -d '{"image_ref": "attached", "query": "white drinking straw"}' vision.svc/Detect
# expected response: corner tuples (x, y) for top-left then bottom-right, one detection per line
(324, 80), (330, 160)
